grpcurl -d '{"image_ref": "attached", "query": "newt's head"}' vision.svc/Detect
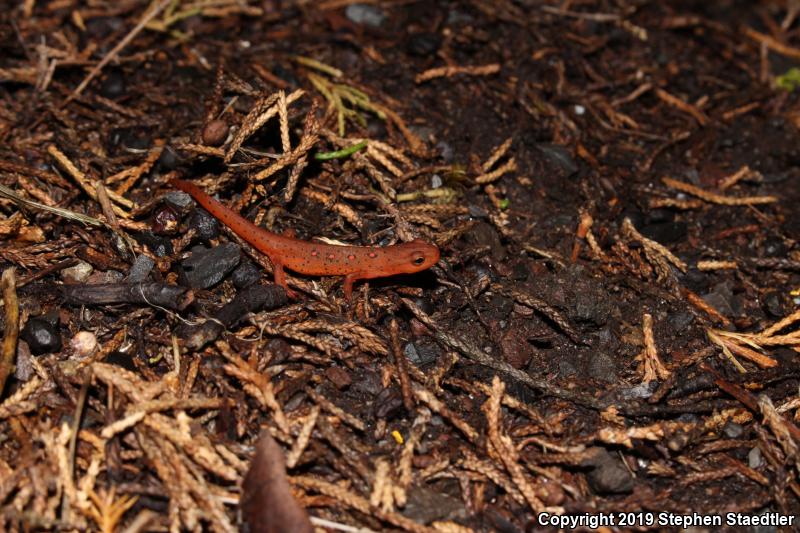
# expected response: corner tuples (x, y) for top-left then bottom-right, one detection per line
(394, 239), (441, 274)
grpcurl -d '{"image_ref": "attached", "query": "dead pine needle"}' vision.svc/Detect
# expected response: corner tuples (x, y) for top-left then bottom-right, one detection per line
(0, 268), (19, 396)
(416, 63), (501, 83)
(637, 313), (671, 383)
(662, 176), (777, 205)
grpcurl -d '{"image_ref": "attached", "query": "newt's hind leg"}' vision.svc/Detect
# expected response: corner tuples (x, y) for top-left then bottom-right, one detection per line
(273, 261), (299, 299)
(343, 273), (367, 302)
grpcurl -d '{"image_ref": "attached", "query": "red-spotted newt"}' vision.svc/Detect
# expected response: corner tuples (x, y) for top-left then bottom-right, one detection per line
(171, 179), (440, 300)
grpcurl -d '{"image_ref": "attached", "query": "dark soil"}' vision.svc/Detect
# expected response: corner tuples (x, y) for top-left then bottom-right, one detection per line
(1, 1), (799, 532)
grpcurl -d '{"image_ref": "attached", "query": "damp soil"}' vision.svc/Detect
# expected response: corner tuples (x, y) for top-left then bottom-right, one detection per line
(1, 1), (800, 532)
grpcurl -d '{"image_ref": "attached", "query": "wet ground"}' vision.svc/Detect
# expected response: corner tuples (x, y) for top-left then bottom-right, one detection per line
(1, 1), (799, 532)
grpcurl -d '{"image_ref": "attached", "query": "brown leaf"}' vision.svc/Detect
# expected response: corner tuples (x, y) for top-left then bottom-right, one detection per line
(241, 430), (313, 533)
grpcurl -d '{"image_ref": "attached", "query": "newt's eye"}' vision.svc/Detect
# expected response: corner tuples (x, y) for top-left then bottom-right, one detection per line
(411, 253), (425, 266)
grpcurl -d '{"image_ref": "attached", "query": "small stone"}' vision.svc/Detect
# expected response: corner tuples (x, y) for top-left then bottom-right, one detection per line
(583, 447), (634, 494)
(679, 267), (709, 293)
(619, 381), (655, 400)
(413, 342), (440, 366)
(21, 317), (62, 355)
(536, 143), (578, 177)
(180, 243), (241, 289)
(99, 70), (126, 98)
(345, 3), (385, 27)
(499, 327), (532, 369)
(266, 338), (292, 365)
(127, 255), (156, 283)
(430, 174), (443, 188)
(374, 388), (404, 419)
(667, 310), (694, 332)
(748, 447), (764, 469)
(231, 260), (261, 289)
(164, 190), (193, 208)
(403, 485), (467, 523)
(763, 291), (785, 317)
(325, 366), (352, 389)
(157, 146), (181, 171)
(71, 331), (98, 358)
(723, 421), (743, 439)
(703, 281), (740, 318)
(763, 236), (786, 257)
(404, 342), (421, 364)
(190, 208), (220, 241)
(202, 119), (230, 146)
(62, 261), (93, 283)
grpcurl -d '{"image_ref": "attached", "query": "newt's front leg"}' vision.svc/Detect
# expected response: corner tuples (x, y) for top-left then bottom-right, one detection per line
(273, 261), (299, 299)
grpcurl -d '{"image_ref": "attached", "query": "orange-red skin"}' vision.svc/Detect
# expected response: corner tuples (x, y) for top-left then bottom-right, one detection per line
(171, 179), (440, 299)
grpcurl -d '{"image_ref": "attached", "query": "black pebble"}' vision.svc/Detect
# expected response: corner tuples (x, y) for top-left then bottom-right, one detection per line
(763, 236), (786, 257)
(180, 243), (241, 289)
(21, 317), (62, 355)
(157, 146), (181, 171)
(679, 267), (709, 293)
(584, 447), (634, 494)
(231, 259), (262, 289)
(127, 254), (155, 283)
(99, 70), (126, 98)
(189, 208), (220, 241)
(763, 291), (785, 317)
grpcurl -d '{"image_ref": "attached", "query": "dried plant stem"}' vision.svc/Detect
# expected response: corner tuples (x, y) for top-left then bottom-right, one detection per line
(0, 268), (19, 396)
(662, 177), (777, 205)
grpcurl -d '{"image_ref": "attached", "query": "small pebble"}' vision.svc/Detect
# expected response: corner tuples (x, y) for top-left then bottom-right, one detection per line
(722, 421), (743, 439)
(61, 261), (93, 283)
(345, 3), (385, 27)
(373, 387), (404, 418)
(202, 119), (230, 146)
(536, 143), (578, 177)
(99, 70), (126, 98)
(763, 236), (786, 257)
(157, 146), (181, 171)
(127, 255), (156, 283)
(21, 317), (62, 355)
(748, 447), (764, 469)
(164, 190), (193, 209)
(180, 243), (241, 289)
(404, 342), (421, 364)
(231, 259), (261, 289)
(71, 331), (98, 358)
(430, 174), (443, 188)
(584, 447), (634, 494)
(325, 366), (352, 389)
(190, 208), (220, 241)
(266, 338), (292, 365)
(763, 291), (785, 318)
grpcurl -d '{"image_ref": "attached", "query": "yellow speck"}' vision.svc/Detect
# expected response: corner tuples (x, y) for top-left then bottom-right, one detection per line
(791, 288), (800, 297)
(391, 430), (404, 445)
